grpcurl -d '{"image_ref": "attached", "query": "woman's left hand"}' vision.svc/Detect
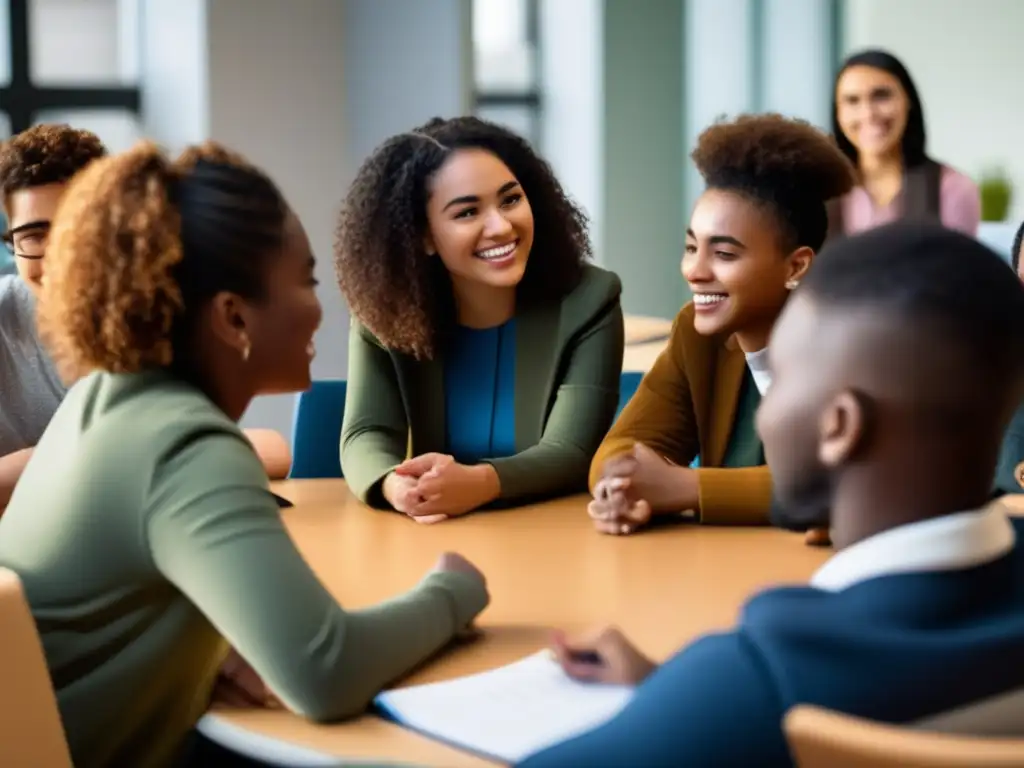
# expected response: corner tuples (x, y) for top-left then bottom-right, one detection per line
(403, 455), (501, 520)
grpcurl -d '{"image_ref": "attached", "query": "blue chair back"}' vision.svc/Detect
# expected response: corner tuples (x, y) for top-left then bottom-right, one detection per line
(617, 371), (644, 418)
(290, 380), (347, 479)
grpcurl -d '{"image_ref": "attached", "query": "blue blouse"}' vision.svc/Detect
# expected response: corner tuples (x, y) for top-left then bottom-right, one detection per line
(443, 320), (517, 464)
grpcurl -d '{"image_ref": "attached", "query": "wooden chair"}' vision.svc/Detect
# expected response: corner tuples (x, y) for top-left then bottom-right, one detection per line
(0, 567), (72, 767)
(785, 705), (1024, 768)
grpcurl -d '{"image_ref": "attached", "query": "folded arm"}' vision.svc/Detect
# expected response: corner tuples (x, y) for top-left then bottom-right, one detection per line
(590, 312), (773, 524)
(483, 294), (624, 504)
(589, 315), (700, 490)
(148, 433), (486, 721)
(340, 323), (409, 507)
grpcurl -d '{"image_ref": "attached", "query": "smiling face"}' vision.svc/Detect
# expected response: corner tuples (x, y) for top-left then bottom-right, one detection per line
(835, 65), (910, 162)
(3, 182), (68, 297)
(234, 211), (323, 395)
(424, 148), (535, 297)
(683, 189), (811, 350)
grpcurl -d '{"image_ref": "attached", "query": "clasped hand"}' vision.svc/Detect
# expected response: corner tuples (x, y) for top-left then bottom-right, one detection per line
(383, 453), (499, 524)
(589, 443), (697, 536)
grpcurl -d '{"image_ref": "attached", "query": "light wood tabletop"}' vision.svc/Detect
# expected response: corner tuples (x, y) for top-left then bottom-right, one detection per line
(211, 479), (831, 766)
(623, 339), (667, 372)
(623, 314), (674, 345)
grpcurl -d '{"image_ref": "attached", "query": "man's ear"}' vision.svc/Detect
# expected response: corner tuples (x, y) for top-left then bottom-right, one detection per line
(818, 389), (868, 467)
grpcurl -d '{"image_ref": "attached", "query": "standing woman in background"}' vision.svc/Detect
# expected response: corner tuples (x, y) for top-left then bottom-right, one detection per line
(336, 116), (623, 523)
(829, 49), (980, 237)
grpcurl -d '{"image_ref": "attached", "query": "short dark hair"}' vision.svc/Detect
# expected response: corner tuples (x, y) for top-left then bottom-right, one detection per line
(833, 49), (929, 170)
(335, 116), (590, 360)
(0, 124), (107, 200)
(1012, 218), (1024, 272)
(691, 114), (856, 253)
(803, 221), (1024, 384)
(39, 141), (287, 378)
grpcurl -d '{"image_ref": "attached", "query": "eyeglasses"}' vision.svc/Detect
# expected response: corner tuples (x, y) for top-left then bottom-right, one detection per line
(1, 225), (49, 261)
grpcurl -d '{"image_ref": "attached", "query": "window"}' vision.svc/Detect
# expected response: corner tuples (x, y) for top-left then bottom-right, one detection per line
(0, 0), (141, 142)
(471, 0), (541, 148)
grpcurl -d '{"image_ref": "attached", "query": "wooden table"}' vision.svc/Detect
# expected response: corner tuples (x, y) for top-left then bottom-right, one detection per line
(623, 314), (673, 345)
(210, 480), (830, 765)
(623, 315), (672, 372)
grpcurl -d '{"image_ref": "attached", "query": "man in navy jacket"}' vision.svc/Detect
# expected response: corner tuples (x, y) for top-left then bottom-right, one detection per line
(520, 222), (1024, 767)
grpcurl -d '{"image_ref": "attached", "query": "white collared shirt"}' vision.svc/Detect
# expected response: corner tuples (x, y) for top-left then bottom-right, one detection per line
(744, 346), (771, 396)
(811, 503), (1017, 592)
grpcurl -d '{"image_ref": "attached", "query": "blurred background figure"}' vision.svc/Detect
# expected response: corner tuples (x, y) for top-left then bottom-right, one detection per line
(827, 49), (980, 239)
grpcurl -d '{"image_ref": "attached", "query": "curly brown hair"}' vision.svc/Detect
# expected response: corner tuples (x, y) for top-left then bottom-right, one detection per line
(691, 113), (856, 251)
(0, 123), (107, 201)
(335, 116), (591, 360)
(39, 140), (287, 380)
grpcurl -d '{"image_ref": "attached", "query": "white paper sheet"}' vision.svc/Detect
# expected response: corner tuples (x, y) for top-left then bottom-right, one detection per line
(374, 651), (635, 763)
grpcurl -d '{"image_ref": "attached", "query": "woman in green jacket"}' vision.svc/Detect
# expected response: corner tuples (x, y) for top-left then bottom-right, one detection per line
(0, 142), (489, 768)
(336, 117), (623, 522)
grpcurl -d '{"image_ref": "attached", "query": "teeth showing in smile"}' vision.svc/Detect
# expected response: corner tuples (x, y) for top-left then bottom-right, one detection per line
(476, 241), (517, 260)
(693, 293), (727, 305)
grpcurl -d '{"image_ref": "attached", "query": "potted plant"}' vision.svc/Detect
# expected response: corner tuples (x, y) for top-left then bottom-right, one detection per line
(979, 168), (1013, 222)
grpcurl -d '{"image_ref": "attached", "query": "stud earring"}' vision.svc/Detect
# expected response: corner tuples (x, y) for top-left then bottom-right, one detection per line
(785, 279), (800, 290)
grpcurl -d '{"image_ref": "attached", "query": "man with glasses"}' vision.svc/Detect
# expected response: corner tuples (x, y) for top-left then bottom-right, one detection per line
(0, 125), (107, 510)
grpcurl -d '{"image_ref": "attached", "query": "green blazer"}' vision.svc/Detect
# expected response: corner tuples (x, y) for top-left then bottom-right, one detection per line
(341, 264), (625, 508)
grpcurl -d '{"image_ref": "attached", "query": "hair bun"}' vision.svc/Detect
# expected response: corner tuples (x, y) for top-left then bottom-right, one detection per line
(692, 113), (856, 203)
(39, 141), (184, 378)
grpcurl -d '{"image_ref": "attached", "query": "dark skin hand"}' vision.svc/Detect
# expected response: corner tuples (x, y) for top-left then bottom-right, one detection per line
(805, 528), (831, 546)
(588, 443), (698, 535)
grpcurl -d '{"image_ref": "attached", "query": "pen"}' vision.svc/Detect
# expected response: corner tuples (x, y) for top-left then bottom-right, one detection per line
(548, 647), (603, 665)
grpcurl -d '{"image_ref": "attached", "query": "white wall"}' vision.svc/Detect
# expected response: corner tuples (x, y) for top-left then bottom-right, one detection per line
(683, 0), (755, 216)
(539, 0), (604, 265)
(138, 0), (208, 154)
(845, 0), (1024, 220)
(203, 0), (348, 436)
(761, 0), (832, 128)
(342, 0), (472, 179)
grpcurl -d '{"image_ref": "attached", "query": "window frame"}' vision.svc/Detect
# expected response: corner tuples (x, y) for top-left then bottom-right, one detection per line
(0, 0), (140, 134)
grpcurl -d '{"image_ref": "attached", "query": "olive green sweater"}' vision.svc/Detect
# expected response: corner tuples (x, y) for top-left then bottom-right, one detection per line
(0, 370), (488, 768)
(341, 264), (625, 508)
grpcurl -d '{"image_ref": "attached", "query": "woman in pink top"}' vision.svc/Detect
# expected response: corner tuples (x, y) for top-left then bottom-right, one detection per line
(829, 49), (980, 238)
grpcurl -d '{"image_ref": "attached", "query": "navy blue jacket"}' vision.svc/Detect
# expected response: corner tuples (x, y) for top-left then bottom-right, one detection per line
(519, 517), (1024, 767)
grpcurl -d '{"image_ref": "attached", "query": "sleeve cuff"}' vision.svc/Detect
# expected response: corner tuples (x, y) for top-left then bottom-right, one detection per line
(419, 570), (490, 631)
(695, 467), (773, 525)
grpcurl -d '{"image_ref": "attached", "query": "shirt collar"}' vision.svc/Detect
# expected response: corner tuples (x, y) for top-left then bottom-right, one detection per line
(811, 502), (1017, 592)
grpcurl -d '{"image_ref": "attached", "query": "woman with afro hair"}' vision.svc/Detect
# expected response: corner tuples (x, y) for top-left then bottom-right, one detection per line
(588, 114), (856, 535)
(335, 116), (624, 521)
(0, 141), (489, 767)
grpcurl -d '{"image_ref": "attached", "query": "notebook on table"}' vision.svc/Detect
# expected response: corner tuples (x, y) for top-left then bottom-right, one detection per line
(374, 650), (634, 764)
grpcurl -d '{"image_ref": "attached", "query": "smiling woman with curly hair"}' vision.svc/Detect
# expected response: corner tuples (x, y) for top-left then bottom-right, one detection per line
(587, 113), (857, 537)
(335, 116), (624, 520)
